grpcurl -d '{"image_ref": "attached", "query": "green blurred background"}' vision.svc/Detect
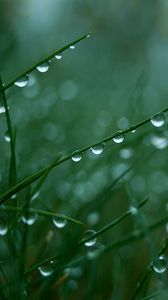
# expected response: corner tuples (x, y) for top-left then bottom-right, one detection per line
(0, 0), (168, 299)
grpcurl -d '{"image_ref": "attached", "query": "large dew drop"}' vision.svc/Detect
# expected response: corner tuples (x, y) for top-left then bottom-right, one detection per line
(36, 62), (50, 73)
(151, 113), (165, 128)
(152, 255), (167, 273)
(55, 53), (62, 60)
(4, 131), (11, 143)
(69, 45), (75, 50)
(21, 212), (38, 226)
(90, 144), (104, 155)
(14, 75), (29, 87)
(38, 261), (54, 277)
(0, 105), (5, 114)
(0, 223), (8, 236)
(52, 216), (67, 229)
(72, 152), (82, 162)
(113, 132), (125, 144)
(83, 230), (97, 247)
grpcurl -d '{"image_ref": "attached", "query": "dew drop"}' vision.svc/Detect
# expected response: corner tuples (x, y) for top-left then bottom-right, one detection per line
(36, 61), (50, 73)
(38, 261), (54, 277)
(72, 152), (82, 162)
(151, 113), (165, 128)
(113, 132), (125, 144)
(87, 34), (91, 38)
(21, 212), (38, 226)
(14, 75), (29, 87)
(55, 53), (62, 60)
(52, 216), (67, 229)
(0, 105), (5, 114)
(153, 255), (167, 274)
(129, 206), (138, 215)
(90, 144), (104, 155)
(69, 45), (75, 50)
(83, 230), (97, 247)
(4, 131), (11, 142)
(0, 223), (8, 236)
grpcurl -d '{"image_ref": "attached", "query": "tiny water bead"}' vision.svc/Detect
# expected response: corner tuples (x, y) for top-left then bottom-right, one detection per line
(112, 132), (125, 144)
(52, 216), (67, 229)
(69, 45), (75, 50)
(152, 255), (167, 274)
(55, 53), (62, 60)
(0, 224), (8, 236)
(0, 105), (5, 114)
(38, 261), (54, 277)
(14, 75), (29, 87)
(82, 230), (97, 247)
(21, 212), (38, 226)
(36, 61), (50, 73)
(151, 113), (165, 128)
(129, 206), (138, 215)
(90, 144), (104, 155)
(4, 131), (11, 143)
(72, 152), (82, 162)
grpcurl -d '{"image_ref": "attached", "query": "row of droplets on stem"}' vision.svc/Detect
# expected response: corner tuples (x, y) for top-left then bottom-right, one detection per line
(71, 112), (166, 162)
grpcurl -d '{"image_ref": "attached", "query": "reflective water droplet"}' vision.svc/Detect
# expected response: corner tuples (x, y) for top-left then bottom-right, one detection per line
(87, 34), (91, 38)
(131, 129), (136, 133)
(69, 45), (75, 50)
(11, 194), (17, 199)
(151, 113), (165, 127)
(90, 144), (104, 155)
(0, 105), (5, 114)
(31, 191), (40, 201)
(4, 131), (11, 142)
(72, 152), (82, 162)
(38, 261), (54, 277)
(113, 132), (125, 143)
(55, 53), (62, 60)
(14, 75), (29, 87)
(21, 212), (38, 226)
(129, 206), (138, 215)
(0, 224), (8, 236)
(153, 255), (167, 273)
(37, 62), (50, 73)
(83, 230), (97, 247)
(52, 216), (67, 228)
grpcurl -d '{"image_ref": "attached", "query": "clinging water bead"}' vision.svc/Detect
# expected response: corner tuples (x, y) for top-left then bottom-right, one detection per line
(152, 255), (167, 273)
(82, 229), (97, 247)
(150, 113), (165, 127)
(52, 216), (67, 228)
(14, 75), (29, 87)
(90, 144), (104, 155)
(113, 132), (125, 143)
(36, 61), (50, 73)
(55, 53), (62, 60)
(72, 151), (83, 162)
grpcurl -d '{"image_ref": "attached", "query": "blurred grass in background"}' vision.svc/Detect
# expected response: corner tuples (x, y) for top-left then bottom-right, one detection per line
(0, 0), (168, 299)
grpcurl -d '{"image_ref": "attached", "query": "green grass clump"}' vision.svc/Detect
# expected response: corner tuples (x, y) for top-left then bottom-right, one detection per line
(0, 32), (168, 300)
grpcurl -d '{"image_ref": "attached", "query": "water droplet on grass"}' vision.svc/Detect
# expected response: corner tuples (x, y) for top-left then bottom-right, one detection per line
(69, 45), (75, 50)
(55, 53), (62, 60)
(87, 34), (91, 38)
(4, 131), (11, 142)
(129, 206), (138, 215)
(0, 106), (5, 114)
(37, 62), (50, 73)
(21, 212), (38, 226)
(72, 152), (82, 162)
(113, 132), (125, 143)
(0, 224), (8, 236)
(14, 75), (29, 87)
(90, 144), (104, 155)
(52, 216), (67, 228)
(83, 230), (97, 247)
(151, 113), (165, 127)
(153, 255), (167, 273)
(39, 261), (54, 277)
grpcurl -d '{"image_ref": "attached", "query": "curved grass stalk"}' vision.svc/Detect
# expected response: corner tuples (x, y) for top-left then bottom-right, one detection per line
(1, 33), (91, 93)
(0, 76), (17, 186)
(0, 106), (168, 204)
